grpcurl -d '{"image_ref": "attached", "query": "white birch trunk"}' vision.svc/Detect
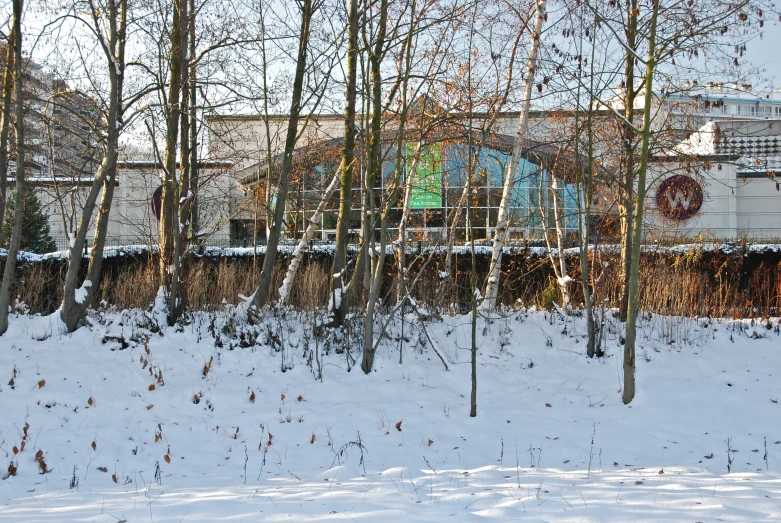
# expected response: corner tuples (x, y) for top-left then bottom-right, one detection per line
(277, 170), (339, 306)
(483, 0), (546, 310)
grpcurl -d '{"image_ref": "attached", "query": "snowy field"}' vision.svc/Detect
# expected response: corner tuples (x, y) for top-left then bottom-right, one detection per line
(1, 307), (780, 522)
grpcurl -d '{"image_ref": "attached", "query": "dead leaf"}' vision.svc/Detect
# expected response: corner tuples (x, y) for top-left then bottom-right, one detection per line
(97, 467), (108, 472)
(563, 459), (570, 464)
(249, 391), (256, 403)
(635, 480), (644, 485)
(19, 441), (25, 452)
(396, 421), (403, 431)
(12, 446), (18, 455)
(311, 434), (316, 444)
(545, 403), (552, 407)
(428, 439), (434, 446)
(148, 384), (156, 391)
(281, 394), (286, 401)
(704, 453), (714, 459)
(91, 441), (97, 451)
(35, 450), (43, 460)
(164, 454), (171, 464)
(37, 379), (46, 389)
(87, 397), (94, 406)
(7, 462), (17, 476)
(8, 377), (14, 387)
(658, 469), (664, 474)
(112, 474), (118, 483)
(297, 395), (303, 402)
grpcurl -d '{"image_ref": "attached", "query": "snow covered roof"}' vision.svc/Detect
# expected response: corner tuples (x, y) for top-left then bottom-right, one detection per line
(673, 119), (781, 176)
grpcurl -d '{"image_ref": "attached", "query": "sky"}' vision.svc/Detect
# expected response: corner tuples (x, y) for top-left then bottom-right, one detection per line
(741, 23), (781, 88)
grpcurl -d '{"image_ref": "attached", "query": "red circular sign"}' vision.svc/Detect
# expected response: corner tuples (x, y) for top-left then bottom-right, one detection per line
(655, 175), (703, 220)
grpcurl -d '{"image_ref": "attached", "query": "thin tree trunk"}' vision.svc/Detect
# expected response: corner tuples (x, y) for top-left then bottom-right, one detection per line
(248, 0), (313, 318)
(359, 0), (389, 374)
(618, 0), (638, 322)
(329, 0), (359, 320)
(0, 0), (25, 335)
(0, 26), (15, 248)
(483, 0), (546, 310)
(623, 0), (659, 405)
(60, 0), (127, 332)
(469, 163), (477, 417)
(278, 169), (339, 306)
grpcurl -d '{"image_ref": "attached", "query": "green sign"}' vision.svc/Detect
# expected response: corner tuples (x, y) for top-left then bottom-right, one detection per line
(408, 143), (442, 209)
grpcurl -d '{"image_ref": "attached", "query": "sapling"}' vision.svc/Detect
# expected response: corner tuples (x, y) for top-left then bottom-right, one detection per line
(764, 437), (768, 470)
(725, 438), (733, 473)
(587, 423), (596, 478)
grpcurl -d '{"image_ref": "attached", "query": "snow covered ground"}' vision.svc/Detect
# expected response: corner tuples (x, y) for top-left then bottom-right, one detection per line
(1, 307), (780, 522)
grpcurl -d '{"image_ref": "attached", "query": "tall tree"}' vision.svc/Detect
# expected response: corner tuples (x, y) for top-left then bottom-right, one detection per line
(327, 0), (359, 322)
(247, 0), (316, 318)
(60, 0), (130, 332)
(0, 0), (25, 335)
(483, 0), (547, 310)
(0, 27), (15, 248)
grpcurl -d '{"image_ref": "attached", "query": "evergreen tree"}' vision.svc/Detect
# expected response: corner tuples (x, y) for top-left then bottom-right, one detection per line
(1, 183), (57, 253)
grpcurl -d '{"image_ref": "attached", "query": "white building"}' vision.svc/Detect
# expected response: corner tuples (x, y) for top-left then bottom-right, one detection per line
(647, 119), (781, 239)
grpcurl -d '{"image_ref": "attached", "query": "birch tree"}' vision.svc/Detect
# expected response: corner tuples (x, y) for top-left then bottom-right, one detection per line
(483, 0), (547, 311)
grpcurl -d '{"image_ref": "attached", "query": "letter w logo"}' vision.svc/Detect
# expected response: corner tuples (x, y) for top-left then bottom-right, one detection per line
(666, 189), (692, 210)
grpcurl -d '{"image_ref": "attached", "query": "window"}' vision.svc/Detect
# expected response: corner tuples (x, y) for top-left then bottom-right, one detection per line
(721, 104), (728, 114)
(736, 105), (741, 115)
(749, 106), (756, 116)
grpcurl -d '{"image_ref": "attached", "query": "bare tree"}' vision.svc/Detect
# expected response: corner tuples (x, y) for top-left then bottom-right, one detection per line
(327, 0), (358, 322)
(483, 0), (547, 310)
(0, 26), (15, 248)
(247, 0), (317, 318)
(0, 0), (25, 335)
(59, 0), (130, 332)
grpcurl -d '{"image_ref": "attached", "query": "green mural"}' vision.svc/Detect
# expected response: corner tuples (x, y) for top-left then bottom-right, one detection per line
(408, 143), (442, 209)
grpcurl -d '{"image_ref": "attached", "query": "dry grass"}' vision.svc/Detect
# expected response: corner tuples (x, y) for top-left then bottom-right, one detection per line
(6, 248), (780, 318)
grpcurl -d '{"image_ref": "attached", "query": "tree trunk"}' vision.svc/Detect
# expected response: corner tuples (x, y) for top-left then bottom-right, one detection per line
(329, 0), (359, 321)
(623, 0), (658, 405)
(618, 0), (638, 322)
(0, 26), (15, 248)
(159, 0), (186, 325)
(60, 0), (127, 332)
(248, 0), (313, 318)
(0, 0), (25, 335)
(483, 0), (546, 310)
(278, 169), (339, 306)
(359, 0), (389, 374)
